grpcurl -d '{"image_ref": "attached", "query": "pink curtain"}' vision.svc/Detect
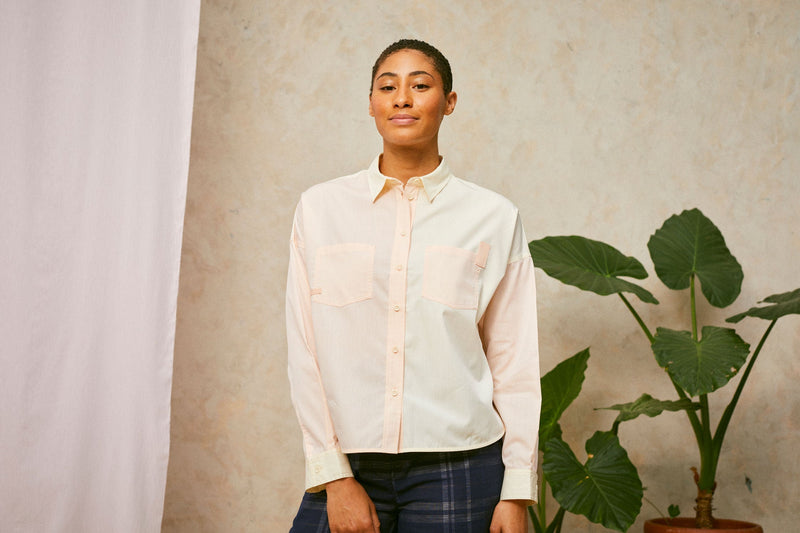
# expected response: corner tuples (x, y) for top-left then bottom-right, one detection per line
(0, 2), (199, 531)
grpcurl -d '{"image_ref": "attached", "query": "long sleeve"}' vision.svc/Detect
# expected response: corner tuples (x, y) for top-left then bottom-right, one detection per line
(286, 202), (353, 492)
(478, 217), (541, 503)
(286, 162), (540, 491)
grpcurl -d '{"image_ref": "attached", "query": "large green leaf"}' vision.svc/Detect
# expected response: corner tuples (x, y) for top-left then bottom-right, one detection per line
(539, 349), (590, 450)
(543, 431), (643, 532)
(647, 208), (743, 308)
(727, 288), (800, 323)
(598, 393), (699, 433)
(530, 236), (658, 304)
(652, 326), (751, 396)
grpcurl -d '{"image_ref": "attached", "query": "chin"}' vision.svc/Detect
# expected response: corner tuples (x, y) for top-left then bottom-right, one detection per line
(384, 133), (438, 149)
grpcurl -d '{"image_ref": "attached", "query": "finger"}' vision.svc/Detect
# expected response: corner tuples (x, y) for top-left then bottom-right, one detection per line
(370, 502), (380, 533)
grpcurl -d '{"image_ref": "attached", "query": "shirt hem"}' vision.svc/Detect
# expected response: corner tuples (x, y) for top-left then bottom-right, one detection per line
(339, 430), (506, 455)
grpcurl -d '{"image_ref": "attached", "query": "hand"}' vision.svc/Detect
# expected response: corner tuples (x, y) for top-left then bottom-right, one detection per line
(325, 477), (380, 533)
(489, 500), (529, 533)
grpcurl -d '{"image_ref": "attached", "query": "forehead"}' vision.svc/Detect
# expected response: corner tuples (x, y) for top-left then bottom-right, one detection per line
(374, 49), (439, 80)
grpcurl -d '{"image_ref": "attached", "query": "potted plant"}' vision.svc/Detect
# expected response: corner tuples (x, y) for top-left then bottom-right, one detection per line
(529, 208), (799, 531)
(530, 348), (644, 533)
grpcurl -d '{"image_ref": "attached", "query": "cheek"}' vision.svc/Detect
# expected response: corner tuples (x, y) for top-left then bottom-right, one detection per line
(424, 94), (447, 112)
(423, 99), (447, 120)
(370, 98), (390, 115)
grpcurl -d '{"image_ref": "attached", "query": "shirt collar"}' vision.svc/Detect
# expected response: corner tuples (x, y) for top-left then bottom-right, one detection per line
(367, 155), (452, 203)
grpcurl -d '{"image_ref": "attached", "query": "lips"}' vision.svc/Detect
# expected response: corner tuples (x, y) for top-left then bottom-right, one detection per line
(390, 114), (417, 125)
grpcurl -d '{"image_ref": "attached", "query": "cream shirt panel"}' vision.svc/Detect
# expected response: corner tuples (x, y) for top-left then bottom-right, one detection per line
(286, 156), (541, 501)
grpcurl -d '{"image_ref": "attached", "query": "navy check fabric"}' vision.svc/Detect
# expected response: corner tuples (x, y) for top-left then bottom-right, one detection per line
(290, 440), (504, 532)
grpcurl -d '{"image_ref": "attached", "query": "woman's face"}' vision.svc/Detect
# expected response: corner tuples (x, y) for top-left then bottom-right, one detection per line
(368, 49), (457, 151)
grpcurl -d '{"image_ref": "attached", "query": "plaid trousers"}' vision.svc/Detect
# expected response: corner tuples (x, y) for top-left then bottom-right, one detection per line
(290, 439), (504, 533)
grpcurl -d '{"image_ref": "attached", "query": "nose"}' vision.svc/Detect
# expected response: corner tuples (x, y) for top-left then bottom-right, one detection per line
(393, 86), (412, 108)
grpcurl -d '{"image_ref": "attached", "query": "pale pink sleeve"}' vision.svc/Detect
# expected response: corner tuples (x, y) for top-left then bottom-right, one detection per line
(479, 248), (542, 502)
(286, 201), (352, 492)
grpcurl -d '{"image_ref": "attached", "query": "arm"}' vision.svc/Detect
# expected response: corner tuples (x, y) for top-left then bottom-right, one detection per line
(287, 203), (378, 532)
(478, 214), (541, 518)
(286, 203), (352, 490)
(480, 256), (540, 533)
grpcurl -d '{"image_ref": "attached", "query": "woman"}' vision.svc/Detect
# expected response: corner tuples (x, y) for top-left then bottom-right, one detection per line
(287, 39), (541, 533)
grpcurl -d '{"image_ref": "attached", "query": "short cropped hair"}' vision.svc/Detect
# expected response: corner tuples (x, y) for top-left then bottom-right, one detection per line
(370, 39), (453, 95)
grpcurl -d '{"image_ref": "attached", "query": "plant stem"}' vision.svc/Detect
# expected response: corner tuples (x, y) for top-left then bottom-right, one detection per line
(712, 320), (778, 458)
(546, 508), (566, 533)
(534, 477), (548, 533)
(618, 292), (704, 437)
(642, 495), (667, 521)
(529, 506), (544, 533)
(696, 393), (715, 490)
(690, 274), (698, 340)
(690, 274), (715, 491)
(618, 293), (654, 343)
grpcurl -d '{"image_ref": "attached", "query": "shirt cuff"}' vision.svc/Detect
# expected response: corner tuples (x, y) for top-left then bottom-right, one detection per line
(305, 448), (354, 493)
(499, 468), (537, 503)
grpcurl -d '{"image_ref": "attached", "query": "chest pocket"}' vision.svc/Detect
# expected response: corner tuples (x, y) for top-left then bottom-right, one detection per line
(311, 243), (374, 307)
(422, 242), (490, 309)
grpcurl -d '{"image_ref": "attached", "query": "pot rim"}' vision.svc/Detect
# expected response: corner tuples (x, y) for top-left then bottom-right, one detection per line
(644, 517), (763, 532)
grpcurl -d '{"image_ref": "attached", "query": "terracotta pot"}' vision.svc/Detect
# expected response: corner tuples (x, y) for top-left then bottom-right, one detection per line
(644, 518), (763, 532)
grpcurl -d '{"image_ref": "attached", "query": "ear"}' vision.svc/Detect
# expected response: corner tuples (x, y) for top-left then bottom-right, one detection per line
(444, 91), (457, 115)
(368, 93), (375, 117)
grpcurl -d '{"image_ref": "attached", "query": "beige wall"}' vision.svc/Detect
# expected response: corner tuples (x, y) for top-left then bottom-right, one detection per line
(163, 1), (800, 531)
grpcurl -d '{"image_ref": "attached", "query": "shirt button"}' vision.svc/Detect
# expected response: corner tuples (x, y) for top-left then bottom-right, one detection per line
(392, 305), (400, 312)
(395, 264), (403, 271)
(400, 231), (407, 237)
(392, 347), (399, 354)
(391, 389), (399, 397)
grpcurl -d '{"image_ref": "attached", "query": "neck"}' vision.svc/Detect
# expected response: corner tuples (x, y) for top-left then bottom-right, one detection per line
(379, 144), (441, 184)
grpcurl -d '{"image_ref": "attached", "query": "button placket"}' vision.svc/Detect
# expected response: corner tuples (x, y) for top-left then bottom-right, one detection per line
(381, 183), (415, 450)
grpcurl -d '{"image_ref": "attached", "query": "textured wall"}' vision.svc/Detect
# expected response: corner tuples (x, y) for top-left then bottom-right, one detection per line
(163, 1), (800, 531)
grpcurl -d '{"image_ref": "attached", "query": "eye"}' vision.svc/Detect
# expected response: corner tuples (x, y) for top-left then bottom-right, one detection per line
(378, 85), (395, 92)
(413, 83), (430, 90)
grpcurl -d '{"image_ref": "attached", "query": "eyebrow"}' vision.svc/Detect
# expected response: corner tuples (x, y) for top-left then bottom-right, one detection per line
(376, 70), (435, 80)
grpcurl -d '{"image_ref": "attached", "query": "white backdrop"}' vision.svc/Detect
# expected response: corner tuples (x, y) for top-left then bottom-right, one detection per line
(0, 2), (199, 531)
